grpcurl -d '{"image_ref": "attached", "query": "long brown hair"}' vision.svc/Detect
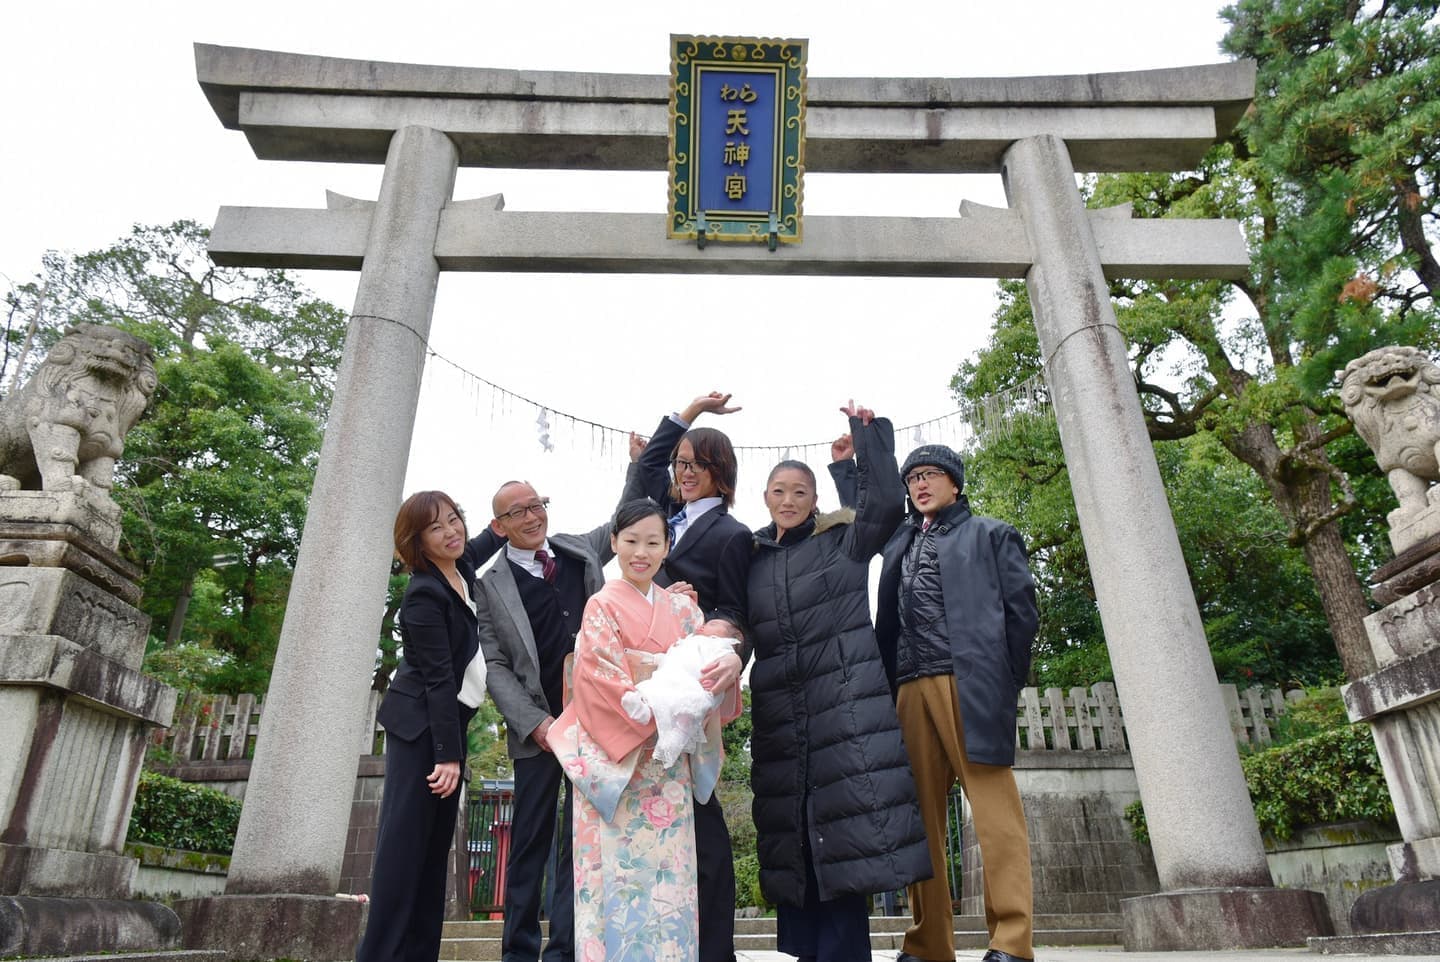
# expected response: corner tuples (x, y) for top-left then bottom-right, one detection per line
(671, 427), (739, 507)
(394, 490), (466, 574)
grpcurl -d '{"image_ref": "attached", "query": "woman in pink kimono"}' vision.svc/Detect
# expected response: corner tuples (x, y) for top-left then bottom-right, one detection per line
(551, 499), (741, 962)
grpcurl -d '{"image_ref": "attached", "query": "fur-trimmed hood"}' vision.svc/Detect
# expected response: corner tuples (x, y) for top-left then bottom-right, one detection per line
(812, 507), (854, 536)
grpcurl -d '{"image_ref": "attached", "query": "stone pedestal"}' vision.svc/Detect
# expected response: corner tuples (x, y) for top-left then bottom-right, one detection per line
(0, 895), (181, 957)
(173, 894), (365, 961)
(1388, 500), (1440, 557)
(1337, 531), (1440, 936)
(1121, 887), (1333, 950)
(0, 491), (179, 952)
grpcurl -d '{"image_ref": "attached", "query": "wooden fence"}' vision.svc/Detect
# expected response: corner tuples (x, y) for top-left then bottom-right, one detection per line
(153, 684), (1302, 763)
(155, 689), (385, 762)
(1014, 682), (1304, 752)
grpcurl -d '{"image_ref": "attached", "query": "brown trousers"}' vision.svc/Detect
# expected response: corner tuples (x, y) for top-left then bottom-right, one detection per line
(897, 674), (1033, 960)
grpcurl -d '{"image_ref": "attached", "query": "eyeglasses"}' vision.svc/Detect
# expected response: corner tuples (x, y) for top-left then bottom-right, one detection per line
(496, 498), (550, 522)
(904, 469), (948, 487)
(672, 458), (714, 475)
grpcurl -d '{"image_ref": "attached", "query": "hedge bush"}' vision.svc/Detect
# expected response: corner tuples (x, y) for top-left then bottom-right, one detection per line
(1243, 722), (1394, 841)
(127, 771), (242, 854)
(1123, 722), (1395, 844)
(732, 853), (773, 911)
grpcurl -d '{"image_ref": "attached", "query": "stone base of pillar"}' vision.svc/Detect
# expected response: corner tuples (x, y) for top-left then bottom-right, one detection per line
(1349, 878), (1440, 935)
(173, 893), (365, 961)
(0, 842), (138, 899)
(1120, 886), (1333, 950)
(0, 895), (180, 957)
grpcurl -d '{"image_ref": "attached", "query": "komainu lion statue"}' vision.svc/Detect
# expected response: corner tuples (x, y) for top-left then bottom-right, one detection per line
(0, 323), (157, 497)
(1339, 345), (1440, 525)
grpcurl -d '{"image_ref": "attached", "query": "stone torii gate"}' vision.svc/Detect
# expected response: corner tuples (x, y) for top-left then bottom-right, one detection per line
(180, 43), (1331, 954)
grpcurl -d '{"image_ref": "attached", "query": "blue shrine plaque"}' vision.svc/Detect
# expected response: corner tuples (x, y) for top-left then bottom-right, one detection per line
(668, 36), (807, 247)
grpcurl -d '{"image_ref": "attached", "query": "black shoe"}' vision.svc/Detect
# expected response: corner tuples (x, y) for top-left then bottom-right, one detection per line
(981, 951), (1033, 962)
(897, 954), (943, 962)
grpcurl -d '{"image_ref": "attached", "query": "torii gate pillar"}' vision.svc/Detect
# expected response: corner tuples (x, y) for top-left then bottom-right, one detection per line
(1003, 134), (1331, 948)
(174, 124), (458, 960)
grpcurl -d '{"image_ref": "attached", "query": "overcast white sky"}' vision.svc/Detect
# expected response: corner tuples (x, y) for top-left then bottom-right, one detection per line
(1, 0), (1235, 537)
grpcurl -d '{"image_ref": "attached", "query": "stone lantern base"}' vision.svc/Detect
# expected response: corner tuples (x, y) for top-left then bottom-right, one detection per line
(0, 492), (179, 954)
(1335, 531), (1440, 943)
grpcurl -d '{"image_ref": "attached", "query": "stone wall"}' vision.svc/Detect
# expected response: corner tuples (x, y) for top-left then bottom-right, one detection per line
(338, 757), (385, 898)
(1264, 820), (1400, 935)
(961, 751), (1158, 916)
(128, 843), (228, 900)
(960, 682), (1311, 917)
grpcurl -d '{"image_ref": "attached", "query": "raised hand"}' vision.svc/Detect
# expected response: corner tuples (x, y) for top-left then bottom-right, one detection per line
(680, 391), (742, 423)
(629, 431), (648, 462)
(839, 399), (875, 426)
(831, 433), (854, 462)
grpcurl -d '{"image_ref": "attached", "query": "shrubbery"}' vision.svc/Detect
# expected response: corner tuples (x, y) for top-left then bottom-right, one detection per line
(1243, 723), (1394, 841)
(127, 771), (242, 854)
(732, 853), (772, 911)
(1123, 690), (1395, 844)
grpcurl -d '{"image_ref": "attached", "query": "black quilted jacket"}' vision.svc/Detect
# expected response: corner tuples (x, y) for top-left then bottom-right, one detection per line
(745, 416), (932, 905)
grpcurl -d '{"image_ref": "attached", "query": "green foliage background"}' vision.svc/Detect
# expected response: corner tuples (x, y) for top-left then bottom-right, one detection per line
(127, 771), (243, 854)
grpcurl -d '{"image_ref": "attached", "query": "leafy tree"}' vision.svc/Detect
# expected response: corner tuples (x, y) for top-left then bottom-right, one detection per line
(1223, 0), (1439, 318)
(2, 221), (347, 692)
(961, 370), (1340, 689)
(466, 700), (511, 780)
(373, 563), (409, 691)
(957, 0), (1437, 682)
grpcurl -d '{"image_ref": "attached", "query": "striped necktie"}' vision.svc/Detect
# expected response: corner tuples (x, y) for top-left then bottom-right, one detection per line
(667, 508), (688, 545)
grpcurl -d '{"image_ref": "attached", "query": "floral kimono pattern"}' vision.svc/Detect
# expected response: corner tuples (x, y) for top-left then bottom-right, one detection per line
(552, 581), (731, 962)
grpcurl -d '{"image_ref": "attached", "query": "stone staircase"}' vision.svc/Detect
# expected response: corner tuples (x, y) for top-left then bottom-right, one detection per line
(439, 914), (1122, 960)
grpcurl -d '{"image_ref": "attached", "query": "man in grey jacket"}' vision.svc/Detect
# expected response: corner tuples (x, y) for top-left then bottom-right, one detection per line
(476, 482), (612, 962)
(873, 445), (1040, 962)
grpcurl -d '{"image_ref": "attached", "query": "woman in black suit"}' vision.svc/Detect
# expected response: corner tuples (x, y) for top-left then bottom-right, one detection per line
(357, 490), (501, 962)
(625, 392), (751, 962)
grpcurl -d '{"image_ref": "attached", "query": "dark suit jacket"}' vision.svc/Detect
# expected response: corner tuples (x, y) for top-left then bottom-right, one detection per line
(625, 414), (753, 632)
(476, 525), (612, 759)
(377, 530), (503, 763)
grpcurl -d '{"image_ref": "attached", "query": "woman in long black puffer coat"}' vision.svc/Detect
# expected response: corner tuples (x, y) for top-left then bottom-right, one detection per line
(746, 402), (931, 962)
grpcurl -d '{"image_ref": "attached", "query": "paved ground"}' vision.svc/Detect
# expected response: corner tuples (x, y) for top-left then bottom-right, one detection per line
(735, 951), (1440, 962)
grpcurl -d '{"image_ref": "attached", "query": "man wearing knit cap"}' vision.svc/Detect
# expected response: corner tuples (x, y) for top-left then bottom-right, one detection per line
(865, 444), (1039, 962)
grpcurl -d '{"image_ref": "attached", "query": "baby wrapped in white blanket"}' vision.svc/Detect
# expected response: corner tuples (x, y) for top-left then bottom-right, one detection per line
(621, 622), (739, 767)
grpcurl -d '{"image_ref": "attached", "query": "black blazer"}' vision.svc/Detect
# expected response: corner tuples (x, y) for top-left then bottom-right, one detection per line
(625, 414), (753, 632)
(377, 530), (503, 763)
